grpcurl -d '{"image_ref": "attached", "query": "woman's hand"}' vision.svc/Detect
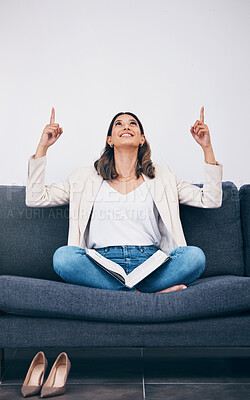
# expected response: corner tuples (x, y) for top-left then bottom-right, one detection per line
(190, 106), (212, 149)
(35, 107), (63, 158)
(39, 107), (63, 148)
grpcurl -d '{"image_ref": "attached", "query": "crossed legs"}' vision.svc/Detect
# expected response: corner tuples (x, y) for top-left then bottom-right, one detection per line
(53, 245), (206, 293)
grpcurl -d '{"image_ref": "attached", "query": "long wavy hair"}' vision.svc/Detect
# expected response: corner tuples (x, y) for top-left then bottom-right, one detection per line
(94, 112), (155, 180)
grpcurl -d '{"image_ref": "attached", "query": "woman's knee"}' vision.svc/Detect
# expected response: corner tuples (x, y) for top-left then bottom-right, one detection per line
(186, 246), (206, 274)
(53, 245), (85, 274)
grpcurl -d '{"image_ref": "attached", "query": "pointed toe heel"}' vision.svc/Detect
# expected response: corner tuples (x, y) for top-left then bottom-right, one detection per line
(40, 352), (71, 398)
(21, 351), (48, 398)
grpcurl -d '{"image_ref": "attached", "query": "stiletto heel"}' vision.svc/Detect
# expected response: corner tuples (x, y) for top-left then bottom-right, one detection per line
(40, 352), (71, 398)
(21, 351), (48, 398)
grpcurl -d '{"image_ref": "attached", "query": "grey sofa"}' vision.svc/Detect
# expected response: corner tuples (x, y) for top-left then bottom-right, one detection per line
(0, 181), (250, 381)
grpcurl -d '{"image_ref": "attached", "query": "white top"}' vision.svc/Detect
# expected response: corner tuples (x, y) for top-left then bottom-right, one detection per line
(86, 179), (162, 249)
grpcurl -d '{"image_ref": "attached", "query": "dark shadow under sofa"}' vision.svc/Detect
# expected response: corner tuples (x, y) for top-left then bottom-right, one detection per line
(0, 181), (250, 381)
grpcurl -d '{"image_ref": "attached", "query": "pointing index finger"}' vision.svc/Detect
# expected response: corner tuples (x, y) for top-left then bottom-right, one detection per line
(200, 106), (204, 123)
(50, 107), (55, 124)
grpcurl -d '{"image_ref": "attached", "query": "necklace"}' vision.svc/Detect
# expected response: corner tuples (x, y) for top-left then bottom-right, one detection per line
(114, 173), (138, 183)
(116, 176), (137, 183)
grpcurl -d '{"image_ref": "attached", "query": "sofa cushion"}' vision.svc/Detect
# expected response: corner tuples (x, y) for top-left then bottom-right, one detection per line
(1, 275), (250, 323)
(0, 186), (68, 281)
(180, 182), (244, 277)
(0, 182), (245, 280)
(239, 184), (250, 276)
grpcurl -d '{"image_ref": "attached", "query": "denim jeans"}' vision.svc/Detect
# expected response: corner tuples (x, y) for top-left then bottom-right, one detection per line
(53, 245), (206, 293)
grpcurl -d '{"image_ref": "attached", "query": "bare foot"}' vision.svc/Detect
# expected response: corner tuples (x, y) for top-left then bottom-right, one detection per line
(136, 285), (187, 293)
(156, 285), (187, 293)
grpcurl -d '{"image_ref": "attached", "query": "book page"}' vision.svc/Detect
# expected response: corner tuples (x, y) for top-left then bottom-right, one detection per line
(85, 248), (127, 279)
(88, 259), (126, 284)
(126, 250), (170, 287)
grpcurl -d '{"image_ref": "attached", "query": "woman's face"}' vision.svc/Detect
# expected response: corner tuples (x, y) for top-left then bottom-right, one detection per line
(107, 114), (145, 149)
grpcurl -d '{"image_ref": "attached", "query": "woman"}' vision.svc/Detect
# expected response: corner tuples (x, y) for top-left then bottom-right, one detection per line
(26, 106), (223, 293)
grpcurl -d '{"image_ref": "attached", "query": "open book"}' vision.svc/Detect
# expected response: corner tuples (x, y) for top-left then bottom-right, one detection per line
(85, 248), (170, 288)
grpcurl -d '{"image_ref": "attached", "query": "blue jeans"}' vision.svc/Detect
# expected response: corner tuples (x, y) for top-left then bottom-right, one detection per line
(53, 245), (206, 293)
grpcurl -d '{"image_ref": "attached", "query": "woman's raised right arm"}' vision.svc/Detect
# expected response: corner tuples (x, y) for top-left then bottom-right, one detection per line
(26, 107), (76, 207)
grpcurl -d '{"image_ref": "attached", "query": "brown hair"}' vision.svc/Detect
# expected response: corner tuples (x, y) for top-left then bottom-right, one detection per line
(94, 112), (155, 180)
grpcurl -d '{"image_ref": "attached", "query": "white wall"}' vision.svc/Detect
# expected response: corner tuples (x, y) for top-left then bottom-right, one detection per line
(0, 0), (249, 188)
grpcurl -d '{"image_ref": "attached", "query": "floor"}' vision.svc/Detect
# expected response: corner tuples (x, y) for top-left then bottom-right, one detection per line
(0, 347), (250, 399)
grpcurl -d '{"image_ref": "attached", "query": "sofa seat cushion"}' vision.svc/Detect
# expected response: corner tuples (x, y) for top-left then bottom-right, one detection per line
(1, 275), (250, 323)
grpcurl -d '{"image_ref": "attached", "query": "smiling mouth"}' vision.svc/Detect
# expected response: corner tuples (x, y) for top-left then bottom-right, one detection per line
(120, 133), (133, 137)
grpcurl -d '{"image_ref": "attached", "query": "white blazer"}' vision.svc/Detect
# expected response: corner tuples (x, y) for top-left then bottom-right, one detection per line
(26, 155), (223, 256)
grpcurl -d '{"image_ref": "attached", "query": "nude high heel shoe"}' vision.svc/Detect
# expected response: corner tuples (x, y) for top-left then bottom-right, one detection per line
(40, 352), (71, 398)
(21, 351), (48, 398)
